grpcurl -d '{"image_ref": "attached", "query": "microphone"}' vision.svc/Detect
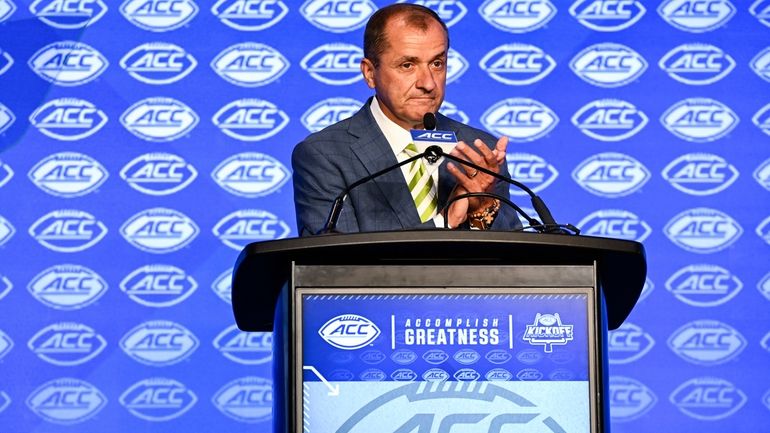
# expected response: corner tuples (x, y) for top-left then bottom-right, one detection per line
(423, 112), (437, 131)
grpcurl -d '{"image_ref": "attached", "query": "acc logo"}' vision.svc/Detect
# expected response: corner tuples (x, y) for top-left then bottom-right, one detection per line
(757, 216), (770, 246)
(120, 265), (197, 307)
(578, 209), (651, 242)
(28, 322), (106, 366)
(485, 349), (512, 364)
(120, 42), (197, 85)
(213, 99), (289, 141)
(661, 98), (738, 142)
(659, 44), (735, 85)
(360, 350), (386, 364)
(29, 98), (107, 141)
(212, 0), (288, 30)
(390, 349), (418, 365)
(120, 153), (197, 196)
(300, 0), (376, 33)
(0, 274), (11, 300)
(120, 97), (198, 142)
(454, 368), (480, 381)
(301, 43), (363, 85)
(754, 158), (770, 191)
(302, 97), (363, 132)
(399, 1), (467, 27)
(0, 329), (12, 360)
(570, 43), (647, 87)
(666, 264), (742, 307)
(422, 368), (450, 382)
(0, 215), (14, 247)
(0, 0), (16, 22)
(670, 377), (746, 420)
(572, 99), (647, 141)
(479, 0), (557, 33)
(479, 43), (555, 85)
(658, 0), (735, 32)
(120, 0), (198, 31)
(213, 376), (272, 423)
(523, 313), (574, 353)
(569, 0), (646, 31)
(608, 322), (654, 364)
(28, 265), (107, 310)
(212, 269), (232, 304)
(29, 0), (107, 29)
(609, 376), (657, 421)
(751, 47), (770, 82)
(668, 320), (745, 365)
(360, 369), (387, 381)
(120, 378), (196, 421)
(446, 48), (468, 84)
(213, 324), (272, 365)
(28, 41), (108, 86)
(753, 103), (770, 137)
(120, 208), (199, 253)
(29, 210), (107, 252)
(212, 209), (290, 249)
(0, 102), (14, 134)
(318, 314), (380, 350)
(391, 369), (417, 381)
(0, 48), (12, 76)
(506, 153), (558, 195)
(481, 98), (558, 142)
(516, 368), (543, 381)
(486, 368), (513, 381)
(752, 0), (770, 27)
(120, 320), (199, 366)
(572, 152), (650, 197)
(439, 101), (469, 124)
(211, 42), (289, 87)
(453, 348), (480, 365)
(26, 378), (106, 424)
(664, 208), (742, 253)
(29, 152), (108, 197)
(423, 349), (449, 364)
(516, 349), (542, 364)
(662, 153), (738, 196)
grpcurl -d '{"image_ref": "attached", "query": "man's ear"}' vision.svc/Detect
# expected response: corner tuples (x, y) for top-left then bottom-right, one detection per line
(360, 58), (376, 89)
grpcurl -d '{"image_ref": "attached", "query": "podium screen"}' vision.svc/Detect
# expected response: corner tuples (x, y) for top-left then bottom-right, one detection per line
(297, 290), (595, 433)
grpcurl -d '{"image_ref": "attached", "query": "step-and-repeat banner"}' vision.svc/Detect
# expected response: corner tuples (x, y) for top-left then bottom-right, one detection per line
(0, 1), (768, 432)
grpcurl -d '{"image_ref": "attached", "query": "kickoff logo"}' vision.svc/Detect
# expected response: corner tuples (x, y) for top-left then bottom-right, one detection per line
(569, 0), (646, 31)
(120, 264), (198, 307)
(478, 0), (557, 33)
(446, 48), (468, 84)
(752, 0), (770, 27)
(120, 42), (197, 85)
(120, 97), (198, 142)
(120, 0), (198, 31)
(29, 98), (108, 141)
(120, 378), (197, 421)
(211, 269), (232, 304)
(659, 43), (735, 85)
(666, 264), (742, 307)
(121, 208), (199, 253)
(439, 100), (469, 124)
(753, 103), (770, 137)
(0, 102), (14, 134)
(213, 209), (291, 250)
(664, 207), (742, 253)
(572, 152), (650, 198)
(662, 153), (738, 196)
(0, 0), (16, 22)
(661, 98), (738, 142)
(28, 264), (108, 310)
(481, 98), (558, 142)
(571, 99), (647, 142)
(0, 329), (12, 360)
(570, 43), (647, 88)
(506, 153), (558, 195)
(212, 376), (272, 423)
(212, 98), (289, 141)
(29, 210), (108, 252)
(668, 320), (746, 366)
(756, 158), (770, 191)
(0, 215), (15, 247)
(120, 320), (199, 366)
(26, 378), (106, 424)
(609, 376), (657, 421)
(212, 152), (291, 198)
(301, 97), (363, 132)
(400, 1), (468, 27)
(577, 209), (651, 242)
(608, 322), (654, 364)
(28, 41), (108, 86)
(750, 47), (770, 83)
(479, 43), (555, 85)
(318, 314), (380, 350)
(670, 377), (746, 420)
(28, 152), (108, 197)
(211, 42), (289, 87)
(120, 153), (197, 196)
(300, 43), (363, 85)
(28, 322), (107, 366)
(29, 0), (108, 29)
(212, 0), (288, 31)
(213, 324), (272, 365)
(0, 49), (12, 76)
(658, 0), (735, 33)
(300, 0), (376, 33)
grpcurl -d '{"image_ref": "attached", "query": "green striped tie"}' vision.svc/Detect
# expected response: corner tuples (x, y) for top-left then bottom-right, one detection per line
(404, 143), (438, 223)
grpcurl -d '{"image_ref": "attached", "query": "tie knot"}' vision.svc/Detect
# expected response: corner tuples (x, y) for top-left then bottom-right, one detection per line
(404, 142), (418, 156)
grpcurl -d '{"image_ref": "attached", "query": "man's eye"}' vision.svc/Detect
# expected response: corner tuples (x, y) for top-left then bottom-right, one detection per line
(431, 60), (444, 69)
(401, 63), (414, 70)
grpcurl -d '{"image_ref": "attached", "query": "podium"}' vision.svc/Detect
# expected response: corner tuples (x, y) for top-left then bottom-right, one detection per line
(232, 230), (646, 433)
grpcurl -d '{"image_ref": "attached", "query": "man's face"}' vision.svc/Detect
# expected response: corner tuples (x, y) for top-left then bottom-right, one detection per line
(361, 16), (447, 130)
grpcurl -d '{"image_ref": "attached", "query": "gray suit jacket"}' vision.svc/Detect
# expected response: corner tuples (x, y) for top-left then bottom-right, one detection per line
(292, 98), (520, 235)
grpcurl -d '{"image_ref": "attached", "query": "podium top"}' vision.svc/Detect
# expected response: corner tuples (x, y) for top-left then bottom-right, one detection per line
(232, 230), (646, 331)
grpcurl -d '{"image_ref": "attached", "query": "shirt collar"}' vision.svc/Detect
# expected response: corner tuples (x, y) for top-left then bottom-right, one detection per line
(370, 97), (413, 155)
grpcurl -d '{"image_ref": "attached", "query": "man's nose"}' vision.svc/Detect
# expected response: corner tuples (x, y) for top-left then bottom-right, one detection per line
(415, 65), (437, 92)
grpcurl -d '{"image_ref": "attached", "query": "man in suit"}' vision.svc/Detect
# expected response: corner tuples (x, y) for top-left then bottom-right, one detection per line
(292, 3), (519, 236)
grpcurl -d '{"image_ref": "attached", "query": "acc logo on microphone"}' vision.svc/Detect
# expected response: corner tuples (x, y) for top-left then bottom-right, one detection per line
(0, 215), (14, 247)
(121, 320), (199, 366)
(213, 209), (291, 250)
(121, 208), (199, 253)
(750, 47), (770, 82)
(481, 98), (558, 142)
(666, 264), (742, 307)
(752, 0), (770, 27)
(0, 329), (12, 360)
(608, 322), (654, 364)
(120, 378), (196, 421)
(211, 42), (289, 87)
(300, 0), (376, 33)
(664, 207), (742, 253)
(478, 0), (557, 33)
(28, 41), (108, 86)
(212, 269), (232, 304)
(570, 43), (647, 87)
(479, 43), (555, 85)
(212, 0), (288, 30)
(572, 99), (647, 141)
(213, 376), (272, 423)
(668, 320), (745, 365)
(445, 48), (468, 84)
(506, 153), (558, 195)
(577, 209), (651, 242)
(29, 210), (107, 252)
(659, 44), (735, 85)
(28, 265), (107, 310)
(121, 153), (197, 196)
(609, 376), (656, 421)
(26, 378), (106, 424)
(212, 99), (289, 141)
(0, 102), (14, 134)
(0, 0), (16, 22)
(753, 103), (770, 137)
(120, 42), (197, 85)
(301, 97), (363, 132)
(439, 100), (469, 124)
(120, 265), (197, 307)
(569, 0), (646, 31)
(212, 152), (291, 197)
(756, 158), (770, 191)
(658, 0), (735, 32)
(29, 0), (107, 29)
(28, 322), (106, 366)
(0, 48), (12, 76)
(213, 324), (272, 365)
(301, 43), (363, 85)
(120, 0), (198, 31)
(662, 153), (738, 196)
(29, 152), (108, 197)
(572, 153), (650, 197)
(318, 314), (380, 350)
(404, 0), (467, 27)
(29, 98), (108, 141)
(670, 377), (746, 420)
(121, 97), (198, 142)
(661, 98), (738, 142)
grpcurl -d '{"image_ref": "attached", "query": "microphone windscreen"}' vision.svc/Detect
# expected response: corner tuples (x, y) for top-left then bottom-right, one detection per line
(423, 112), (437, 131)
